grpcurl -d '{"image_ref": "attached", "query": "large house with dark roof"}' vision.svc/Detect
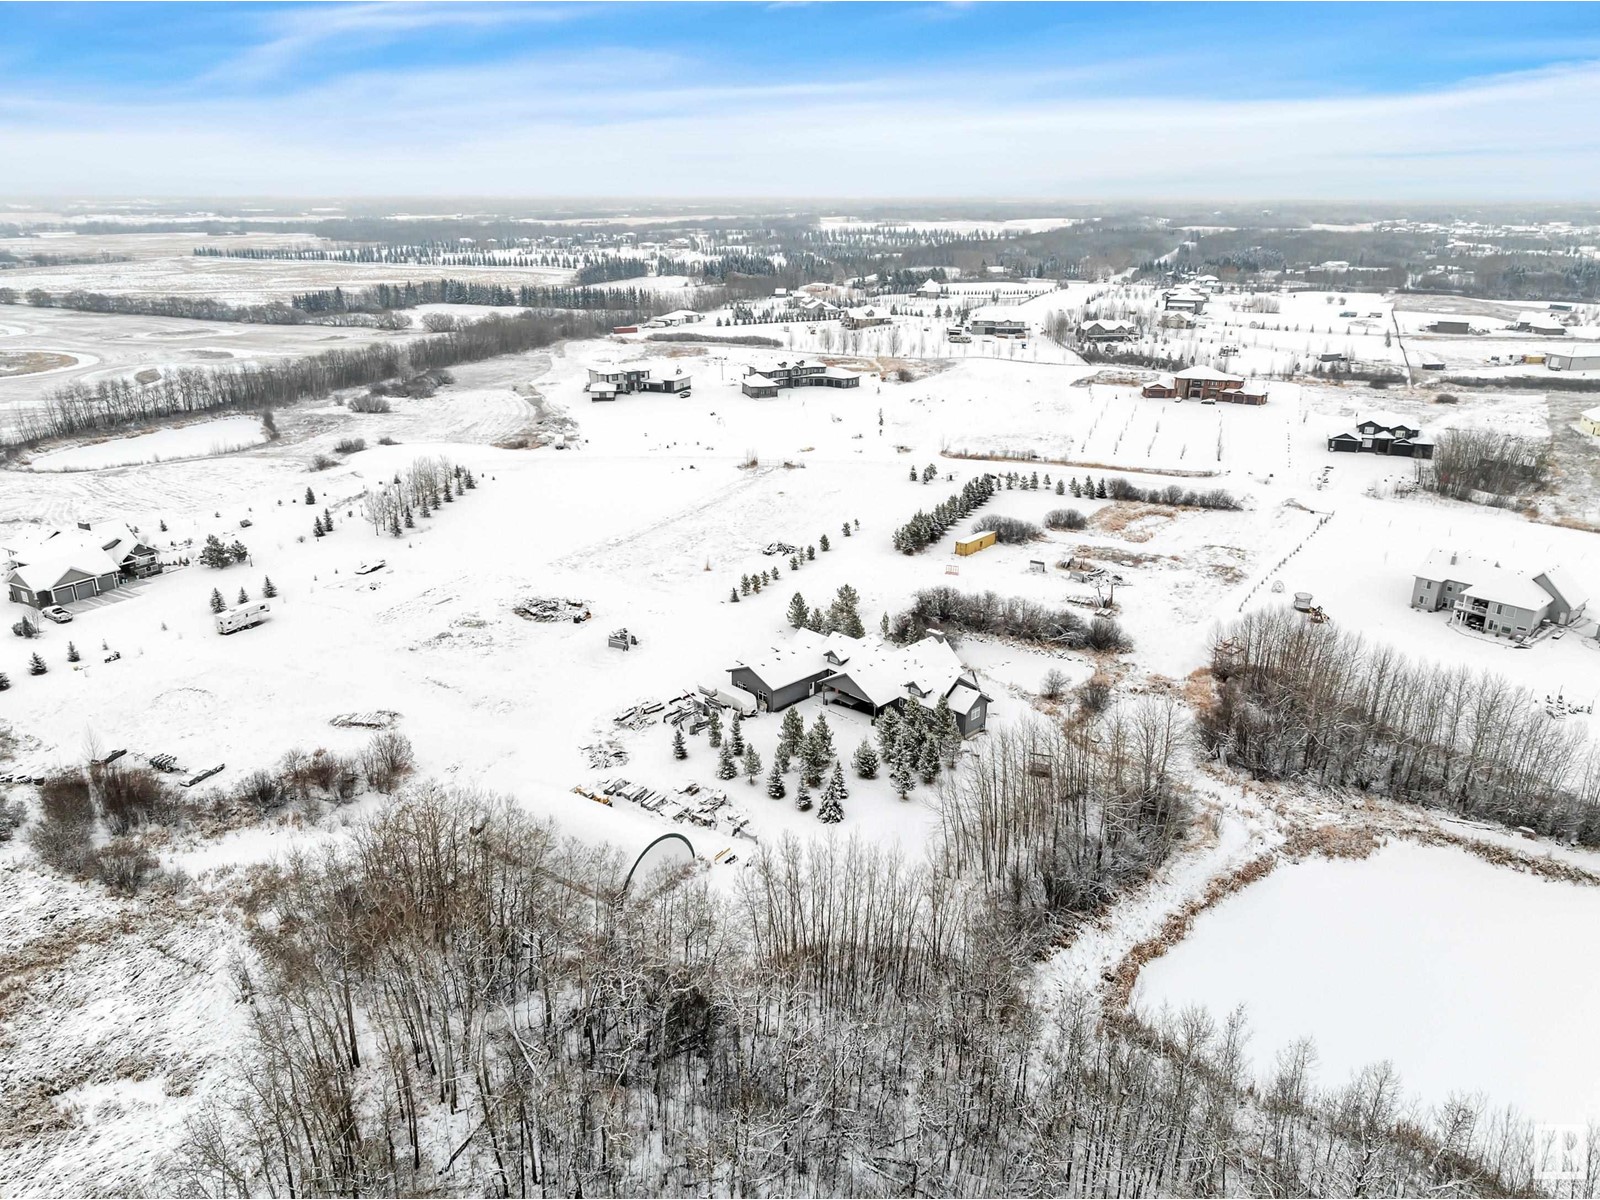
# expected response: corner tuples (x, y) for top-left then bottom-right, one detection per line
(585, 363), (693, 400)
(740, 361), (862, 398)
(1327, 413), (1435, 459)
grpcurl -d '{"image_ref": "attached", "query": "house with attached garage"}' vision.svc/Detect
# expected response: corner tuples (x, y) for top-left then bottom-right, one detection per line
(740, 360), (861, 398)
(1326, 412), (1435, 459)
(728, 629), (991, 735)
(967, 306), (1029, 338)
(1080, 319), (1137, 342)
(841, 306), (890, 330)
(1411, 548), (1587, 638)
(5, 522), (159, 608)
(585, 363), (693, 400)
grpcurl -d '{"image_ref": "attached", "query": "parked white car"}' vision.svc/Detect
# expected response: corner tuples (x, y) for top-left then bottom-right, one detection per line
(40, 606), (72, 624)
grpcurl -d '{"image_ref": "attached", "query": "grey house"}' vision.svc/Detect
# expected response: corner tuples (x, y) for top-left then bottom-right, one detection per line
(1413, 549), (1588, 638)
(727, 629), (841, 712)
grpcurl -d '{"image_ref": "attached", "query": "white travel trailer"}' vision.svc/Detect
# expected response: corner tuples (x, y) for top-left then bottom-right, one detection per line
(215, 601), (270, 634)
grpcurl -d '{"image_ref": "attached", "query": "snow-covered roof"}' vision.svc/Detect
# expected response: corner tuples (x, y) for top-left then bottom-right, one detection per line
(946, 681), (987, 715)
(1582, 406), (1600, 422)
(1356, 410), (1418, 431)
(7, 536), (119, 591)
(1084, 319), (1136, 331)
(743, 371), (776, 387)
(819, 633), (971, 709)
(1462, 566), (1556, 613)
(1173, 365), (1243, 381)
(845, 306), (884, 320)
(657, 309), (702, 322)
(1535, 567), (1588, 612)
(821, 365), (859, 380)
(1417, 548), (1500, 584)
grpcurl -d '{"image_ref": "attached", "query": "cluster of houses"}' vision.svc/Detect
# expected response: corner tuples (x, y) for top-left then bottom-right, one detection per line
(727, 628), (991, 737)
(741, 360), (862, 398)
(915, 279), (1056, 304)
(1326, 412), (1435, 459)
(1411, 549), (1587, 640)
(585, 363), (694, 400)
(1141, 366), (1269, 404)
(5, 522), (161, 609)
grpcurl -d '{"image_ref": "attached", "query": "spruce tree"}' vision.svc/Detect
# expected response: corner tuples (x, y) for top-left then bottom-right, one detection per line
(0, 672), (10, 691)
(403, 506), (414, 529)
(934, 694), (960, 766)
(778, 708), (806, 761)
(1056, 479), (1065, 495)
(795, 774), (812, 811)
(729, 712), (745, 755)
(806, 544), (815, 561)
(853, 739), (879, 779)
(890, 755), (914, 800)
(765, 758), (786, 798)
(741, 574), (752, 596)
(787, 592), (808, 629)
(209, 587), (225, 614)
(707, 709), (723, 748)
(390, 513), (402, 538)
(818, 765), (846, 823)
(673, 728), (688, 760)
(829, 584), (865, 638)
(730, 586), (739, 603)
(66, 641), (79, 663)
(313, 516), (325, 538)
(841, 522), (852, 538)
(1096, 478), (1108, 499)
(742, 743), (762, 784)
(237, 587), (250, 606)
(789, 556), (800, 572)
(261, 576), (278, 598)
(716, 742), (738, 781)
(918, 738), (941, 784)
(876, 706), (902, 759)
(818, 533), (830, 552)
(200, 533), (231, 568)
(305, 486), (316, 505)
(28, 653), (46, 676)
(909, 466), (918, 482)
(806, 606), (827, 633)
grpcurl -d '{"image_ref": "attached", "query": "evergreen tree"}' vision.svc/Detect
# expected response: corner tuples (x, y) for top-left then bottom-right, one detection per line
(890, 754), (914, 800)
(741, 574), (752, 596)
(28, 653), (46, 676)
(730, 586), (739, 603)
(707, 709), (723, 748)
(716, 742), (738, 781)
(672, 728), (688, 760)
(1096, 478), (1108, 499)
(403, 506), (414, 529)
(1056, 479), (1065, 495)
(229, 539), (249, 563)
(818, 769), (845, 824)
(322, 508), (333, 530)
(805, 544), (815, 561)
(787, 592), (808, 629)
(909, 466), (918, 482)
(729, 712), (745, 755)
(778, 708), (806, 762)
(1070, 477), (1082, 497)
(313, 516), (325, 538)
(852, 738), (879, 779)
(818, 533), (830, 552)
(795, 774), (812, 812)
(765, 758), (787, 799)
(0, 672), (9, 691)
(66, 641), (79, 663)
(199, 533), (231, 568)
(751, 574), (763, 594)
(261, 576), (277, 598)
(934, 694), (960, 766)
(390, 512), (402, 538)
(841, 522), (852, 538)
(876, 706), (903, 759)
(917, 738), (941, 785)
(742, 743), (762, 784)
(237, 587), (250, 605)
(806, 606), (827, 633)
(789, 556), (800, 571)
(829, 584), (866, 638)
(209, 587), (226, 613)
(305, 486), (316, 505)
(880, 611), (891, 636)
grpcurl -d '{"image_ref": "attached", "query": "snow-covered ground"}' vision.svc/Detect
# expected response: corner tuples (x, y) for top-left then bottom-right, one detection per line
(1133, 838), (1600, 1124)
(26, 415), (270, 471)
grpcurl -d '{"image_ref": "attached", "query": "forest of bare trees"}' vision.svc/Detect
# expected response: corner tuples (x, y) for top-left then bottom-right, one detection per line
(1200, 607), (1600, 843)
(159, 717), (1584, 1199)
(4, 312), (609, 450)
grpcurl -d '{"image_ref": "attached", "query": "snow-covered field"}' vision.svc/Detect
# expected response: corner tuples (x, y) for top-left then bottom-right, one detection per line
(1133, 838), (1600, 1124)
(26, 416), (270, 471)
(4, 259), (1600, 1191)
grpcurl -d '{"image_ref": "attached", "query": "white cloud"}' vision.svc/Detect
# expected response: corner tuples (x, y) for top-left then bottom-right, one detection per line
(4, 53), (1600, 198)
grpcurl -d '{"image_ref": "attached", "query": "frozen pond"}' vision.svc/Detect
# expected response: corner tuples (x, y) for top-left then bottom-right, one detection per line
(1133, 839), (1600, 1123)
(28, 415), (268, 471)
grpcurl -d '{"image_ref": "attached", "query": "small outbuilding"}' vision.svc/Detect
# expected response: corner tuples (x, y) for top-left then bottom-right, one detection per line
(955, 530), (997, 556)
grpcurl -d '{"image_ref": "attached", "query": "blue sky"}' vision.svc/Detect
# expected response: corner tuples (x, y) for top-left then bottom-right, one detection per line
(4, 2), (1600, 198)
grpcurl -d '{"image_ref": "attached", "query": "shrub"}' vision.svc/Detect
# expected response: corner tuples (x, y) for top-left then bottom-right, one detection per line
(1086, 616), (1132, 653)
(232, 768), (285, 812)
(377, 436), (398, 446)
(1040, 668), (1070, 699)
(362, 730), (415, 793)
(334, 437), (367, 455)
(29, 770), (96, 877)
(310, 453), (337, 471)
(1102, 477), (1240, 510)
(88, 838), (159, 895)
(1435, 393), (1459, 405)
(97, 764), (170, 834)
(0, 795), (26, 841)
(1076, 677), (1112, 715)
(887, 586), (1122, 650)
(972, 514), (1041, 544)
(12, 616), (38, 639)
(347, 395), (392, 414)
(1045, 508), (1087, 531)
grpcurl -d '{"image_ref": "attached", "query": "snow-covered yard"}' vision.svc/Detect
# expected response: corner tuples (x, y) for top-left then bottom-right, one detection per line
(1132, 838), (1600, 1124)
(26, 415), (270, 471)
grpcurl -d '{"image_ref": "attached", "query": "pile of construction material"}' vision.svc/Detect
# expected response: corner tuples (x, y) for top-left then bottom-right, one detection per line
(330, 710), (402, 729)
(512, 596), (591, 623)
(594, 777), (756, 840)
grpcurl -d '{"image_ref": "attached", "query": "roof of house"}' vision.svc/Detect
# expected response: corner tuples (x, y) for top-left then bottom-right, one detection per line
(1174, 365), (1243, 382)
(657, 309), (702, 322)
(1356, 410), (1419, 431)
(970, 305), (1026, 322)
(731, 629), (834, 690)
(1084, 319), (1136, 331)
(821, 365), (859, 380)
(7, 538), (120, 592)
(1417, 548), (1501, 584)
(819, 633), (971, 709)
(743, 372), (776, 388)
(1462, 566), (1555, 613)
(1534, 567), (1588, 612)
(844, 306), (885, 320)
(946, 680), (989, 716)
(1237, 380), (1269, 395)
(1581, 406), (1600, 422)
